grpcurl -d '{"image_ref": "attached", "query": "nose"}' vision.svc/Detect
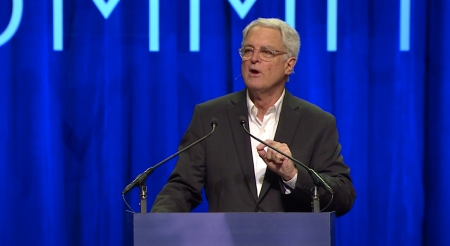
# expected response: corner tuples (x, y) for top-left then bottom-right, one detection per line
(250, 49), (260, 63)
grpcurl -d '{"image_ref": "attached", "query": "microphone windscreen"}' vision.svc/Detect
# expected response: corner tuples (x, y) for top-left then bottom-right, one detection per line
(239, 116), (247, 124)
(211, 118), (218, 127)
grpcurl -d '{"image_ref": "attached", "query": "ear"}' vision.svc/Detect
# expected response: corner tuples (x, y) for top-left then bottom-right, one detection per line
(284, 57), (297, 75)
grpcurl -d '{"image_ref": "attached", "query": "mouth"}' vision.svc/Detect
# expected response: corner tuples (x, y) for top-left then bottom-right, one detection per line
(249, 68), (261, 76)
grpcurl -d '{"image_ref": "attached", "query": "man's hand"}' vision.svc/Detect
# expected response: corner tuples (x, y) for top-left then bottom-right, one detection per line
(256, 140), (298, 181)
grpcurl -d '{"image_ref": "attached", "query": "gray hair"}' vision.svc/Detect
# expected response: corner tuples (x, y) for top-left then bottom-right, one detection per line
(241, 18), (301, 60)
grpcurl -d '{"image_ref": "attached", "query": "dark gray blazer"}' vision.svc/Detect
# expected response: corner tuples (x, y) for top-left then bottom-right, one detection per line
(151, 89), (356, 216)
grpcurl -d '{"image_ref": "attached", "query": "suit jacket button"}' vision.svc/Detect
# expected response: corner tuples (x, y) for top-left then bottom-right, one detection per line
(255, 207), (261, 212)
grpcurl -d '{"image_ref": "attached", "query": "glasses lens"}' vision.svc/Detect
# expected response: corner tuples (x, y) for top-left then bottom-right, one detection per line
(242, 47), (253, 58)
(259, 48), (274, 61)
(239, 47), (281, 61)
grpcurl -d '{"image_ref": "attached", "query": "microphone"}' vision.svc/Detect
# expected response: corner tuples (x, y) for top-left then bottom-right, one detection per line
(122, 118), (218, 195)
(238, 116), (333, 195)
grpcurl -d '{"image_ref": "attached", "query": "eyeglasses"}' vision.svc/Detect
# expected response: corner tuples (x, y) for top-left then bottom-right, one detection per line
(238, 46), (287, 61)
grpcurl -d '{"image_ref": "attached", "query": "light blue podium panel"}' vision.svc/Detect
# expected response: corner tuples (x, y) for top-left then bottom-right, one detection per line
(131, 212), (335, 246)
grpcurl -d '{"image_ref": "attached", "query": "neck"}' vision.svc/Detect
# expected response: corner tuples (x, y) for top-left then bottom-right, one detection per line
(248, 88), (284, 121)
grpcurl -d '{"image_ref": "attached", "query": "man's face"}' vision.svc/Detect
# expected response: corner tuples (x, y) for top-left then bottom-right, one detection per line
(241, 26), (296, 95)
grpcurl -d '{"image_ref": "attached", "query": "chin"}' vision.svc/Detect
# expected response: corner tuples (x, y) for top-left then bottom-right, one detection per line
(244, 82), (265, 92)
(244, 77), (264, 87)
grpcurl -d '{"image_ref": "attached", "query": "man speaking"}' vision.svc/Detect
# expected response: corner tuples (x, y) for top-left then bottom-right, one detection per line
(151, 18), (356, 216)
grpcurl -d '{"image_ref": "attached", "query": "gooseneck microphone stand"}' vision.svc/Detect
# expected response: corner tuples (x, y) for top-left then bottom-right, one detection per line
(122, 120), (217, 213)
(239, 117), (333, 213)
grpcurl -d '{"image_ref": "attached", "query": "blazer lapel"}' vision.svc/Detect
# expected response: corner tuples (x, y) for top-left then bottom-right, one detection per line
(273, 90), (301, 146)
(258, 90), (301, 202)
(227, 89), (258, 203)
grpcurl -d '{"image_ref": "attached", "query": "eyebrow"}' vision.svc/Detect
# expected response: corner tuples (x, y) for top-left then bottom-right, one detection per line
(243, 44), (277, 50)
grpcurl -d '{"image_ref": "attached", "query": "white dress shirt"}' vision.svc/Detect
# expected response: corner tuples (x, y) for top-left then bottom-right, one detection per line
(246, 90), (297, 196)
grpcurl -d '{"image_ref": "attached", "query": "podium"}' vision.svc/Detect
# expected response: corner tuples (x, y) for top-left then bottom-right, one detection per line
(128, 212), (335, 246)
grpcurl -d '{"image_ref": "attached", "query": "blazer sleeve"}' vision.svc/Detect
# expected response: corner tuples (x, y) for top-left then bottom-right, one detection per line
(291, 115), (356, 217)
(150, 105), (206, 212)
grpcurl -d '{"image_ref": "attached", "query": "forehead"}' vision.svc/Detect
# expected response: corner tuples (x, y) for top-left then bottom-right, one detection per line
(243, 26), (283, 48)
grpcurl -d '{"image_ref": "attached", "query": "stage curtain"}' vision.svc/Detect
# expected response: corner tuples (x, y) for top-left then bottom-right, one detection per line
(0, 1), (448, 245)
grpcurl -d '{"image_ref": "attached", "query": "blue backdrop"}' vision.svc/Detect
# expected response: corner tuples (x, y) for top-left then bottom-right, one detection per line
(1, 0), (449, 245)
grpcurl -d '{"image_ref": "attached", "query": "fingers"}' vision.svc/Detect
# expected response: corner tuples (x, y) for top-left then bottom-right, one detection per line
(255, 140), (297, 180)
(256, 142), (267, 151)
(266, 148), (286, 164)
(256, 140), (290, 164)
(256, 146), (267, 159)
(256, 142), (269, 159)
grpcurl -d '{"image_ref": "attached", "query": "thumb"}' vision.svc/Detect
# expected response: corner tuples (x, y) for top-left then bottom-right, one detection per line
(256, 146), (267, 158)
